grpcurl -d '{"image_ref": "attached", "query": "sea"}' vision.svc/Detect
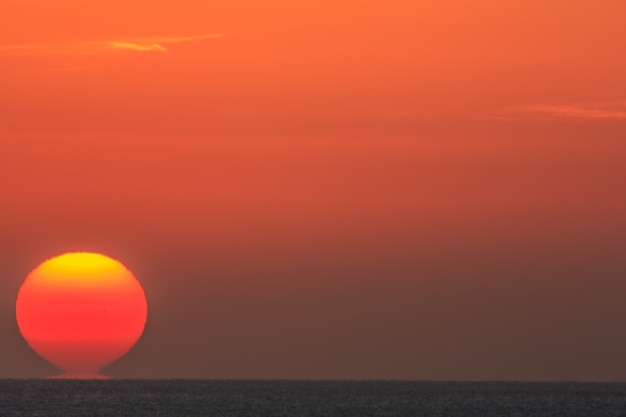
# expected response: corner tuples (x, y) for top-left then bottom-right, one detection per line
(1, 380), (625, 416)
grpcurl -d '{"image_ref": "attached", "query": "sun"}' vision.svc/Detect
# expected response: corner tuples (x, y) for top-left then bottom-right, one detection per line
(15, 252), (148, 378)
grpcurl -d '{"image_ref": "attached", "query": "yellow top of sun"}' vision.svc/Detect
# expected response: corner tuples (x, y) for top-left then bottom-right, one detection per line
(29, 252), (132, 285)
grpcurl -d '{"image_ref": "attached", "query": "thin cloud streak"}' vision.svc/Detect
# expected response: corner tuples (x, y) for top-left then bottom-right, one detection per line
(495, 101), (626, 121)
(108, 42), (168, 52)
(0, 33), (228, 55)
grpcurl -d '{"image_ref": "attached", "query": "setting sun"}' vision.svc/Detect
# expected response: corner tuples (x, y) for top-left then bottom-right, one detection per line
(15, 253), (147, 378)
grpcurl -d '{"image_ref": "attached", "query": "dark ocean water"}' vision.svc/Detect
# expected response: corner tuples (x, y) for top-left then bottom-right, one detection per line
(1, 380), (626, 417)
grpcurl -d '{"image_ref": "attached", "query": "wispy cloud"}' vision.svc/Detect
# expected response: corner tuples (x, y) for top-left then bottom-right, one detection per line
(495, 101), (626, 121)
(0, 33), (228, 55)
(108, 42), (168, 52)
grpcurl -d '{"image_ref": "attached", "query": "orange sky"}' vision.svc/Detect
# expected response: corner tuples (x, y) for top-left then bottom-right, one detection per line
(1, 0), (626, 380)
